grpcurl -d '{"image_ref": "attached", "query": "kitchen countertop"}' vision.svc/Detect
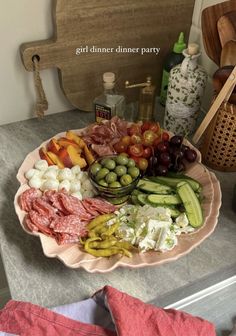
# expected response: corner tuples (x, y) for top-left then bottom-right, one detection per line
(0, 109), (236, 308)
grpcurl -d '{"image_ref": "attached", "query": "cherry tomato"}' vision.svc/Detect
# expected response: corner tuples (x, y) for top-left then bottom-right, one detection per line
(121, 135), (131, 146)
(149, 122), (160, 134)
(142, 130), (157, 146)
(113, 141), (127, 153)
(127, 124), (142, 136)
(142, 146), (152, 159)
(162, 131), (170, 141)
(153, 135), (162, 148)
(128, 144), (144, 157)
(137, 158), (148, 171)
(141, 121), (152, 133)
(129, 155), (140, 164)
(130, 134), (142, 144)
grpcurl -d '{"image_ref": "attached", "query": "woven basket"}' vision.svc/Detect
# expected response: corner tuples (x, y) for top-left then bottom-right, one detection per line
(192, 65), (236, 172)
(201, 101), (236, 171)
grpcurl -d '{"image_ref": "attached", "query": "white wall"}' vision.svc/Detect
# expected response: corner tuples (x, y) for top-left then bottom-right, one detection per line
(0, 0), (227, 126)
(0, 0), (72, 126)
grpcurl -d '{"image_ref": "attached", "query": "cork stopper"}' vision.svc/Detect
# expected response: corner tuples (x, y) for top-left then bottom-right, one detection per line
(187, 43), (199, 56)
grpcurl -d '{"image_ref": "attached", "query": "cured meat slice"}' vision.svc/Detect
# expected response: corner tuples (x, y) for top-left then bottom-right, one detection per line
(82, 117), (129, 155)
(50, 215), (88, 236)
(82, 200), (100, 217)
(44, 189), (68, 214)
(56, 233), (80, 245)
(25, 215), (39, 232)
(32, 198), (57, 218)
(19, 188), (116, 245)
(91, 144), (114, 156)
(28, 210), (53, 236)
(19, 188), (41, 212)
(84, 198), (116, 214)
(59, 194), (92, 220)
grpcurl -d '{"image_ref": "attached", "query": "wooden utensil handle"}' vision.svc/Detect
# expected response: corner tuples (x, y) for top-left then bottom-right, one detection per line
(217, 15), (236, 48)
(192, 65), (236, 144)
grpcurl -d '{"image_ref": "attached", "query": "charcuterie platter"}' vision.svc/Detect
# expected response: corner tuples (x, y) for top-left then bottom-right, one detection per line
(14, 118), (221, 273)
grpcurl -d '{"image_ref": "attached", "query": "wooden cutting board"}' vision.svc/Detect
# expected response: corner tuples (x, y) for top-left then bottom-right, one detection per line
(202, 0), (236, 66)
(20, 0), (194, 112)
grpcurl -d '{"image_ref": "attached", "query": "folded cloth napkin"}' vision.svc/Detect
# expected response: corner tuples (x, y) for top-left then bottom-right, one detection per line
(0, 285), (216, 336)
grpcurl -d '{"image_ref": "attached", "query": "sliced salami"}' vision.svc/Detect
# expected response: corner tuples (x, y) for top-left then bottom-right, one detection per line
(59, 194), (92, 220)
(19, 188), (41, 212)
(84, 198), (116, 214)
(44, 190), (68, 214)
(32, 198), (57, 218)
(19, 188), (116, 245)
(25, 215), (39, 232)
(50, 215), (88, 236)
(56, 233), (80, 245)
(28, 210), (53, 236)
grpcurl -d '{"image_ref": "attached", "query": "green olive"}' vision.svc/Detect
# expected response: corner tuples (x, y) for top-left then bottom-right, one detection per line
(128, 167), (140, 179)
(95, 168), (109, 181)
(90, 163), (102, 176)
(105, 172), (117, 184)
(127, 158), (136, 168)
(109, 181), (122, 188)
(98, 179), (108, 187)
(101, 158), (116, 170)
(120, 174), (133, 186)
(115, 165), (127, 177)
(116, 155), (129, 166)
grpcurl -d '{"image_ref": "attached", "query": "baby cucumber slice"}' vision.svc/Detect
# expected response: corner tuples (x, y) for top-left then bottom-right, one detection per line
(147, 194), (182, 205)
(137, 179), (173, 194)
(177, 181), (203, 228)
(149, 175), (202, 193)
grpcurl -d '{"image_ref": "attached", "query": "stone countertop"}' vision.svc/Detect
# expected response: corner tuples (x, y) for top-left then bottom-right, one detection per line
(0, 110), (236, 308)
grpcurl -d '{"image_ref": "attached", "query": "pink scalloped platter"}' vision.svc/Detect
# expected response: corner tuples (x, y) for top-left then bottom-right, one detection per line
(14, 127), (221, 273)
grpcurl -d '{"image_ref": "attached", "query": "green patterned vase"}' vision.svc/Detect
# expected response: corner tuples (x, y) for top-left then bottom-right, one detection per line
(164, 46), (207, 136)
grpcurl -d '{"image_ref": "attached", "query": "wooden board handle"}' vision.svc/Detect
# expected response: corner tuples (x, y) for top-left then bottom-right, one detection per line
(20, 39), (59, 71)
(192, 65), (236, 144)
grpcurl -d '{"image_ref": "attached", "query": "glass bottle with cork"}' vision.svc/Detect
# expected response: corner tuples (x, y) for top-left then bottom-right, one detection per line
(94, 72), (125, 123)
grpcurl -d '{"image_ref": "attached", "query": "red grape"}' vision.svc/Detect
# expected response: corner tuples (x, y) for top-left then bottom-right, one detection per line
(156, 165), (168, 176)
(160, 152), (171, 166)
(184, 149), (197, 162)
(156, 141), (169, 153)
(170, 135), (183, 147)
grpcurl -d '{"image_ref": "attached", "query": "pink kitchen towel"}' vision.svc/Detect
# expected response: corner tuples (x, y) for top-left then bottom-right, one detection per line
(0, 285), (216, 336)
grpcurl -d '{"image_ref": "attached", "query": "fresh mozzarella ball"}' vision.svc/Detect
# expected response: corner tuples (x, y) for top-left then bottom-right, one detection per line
(58, 180), (71, 192)
(47, 165), (59, 171)
(29, 176), (44, 189)
(76, 171), (83, 180)
(43, 168), (58, 180)
(71, 165), (81, 176)
(58, 168), (73, 181)
(25, 168), (39, 180)
(71, 191), (83, 200)
(41, 179), (59, 191)
(70, 179), (81, 193)
(34, 160), (48, 171)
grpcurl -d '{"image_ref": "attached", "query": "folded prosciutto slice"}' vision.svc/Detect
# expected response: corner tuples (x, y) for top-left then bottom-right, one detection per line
(82, 117), (129, 156)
